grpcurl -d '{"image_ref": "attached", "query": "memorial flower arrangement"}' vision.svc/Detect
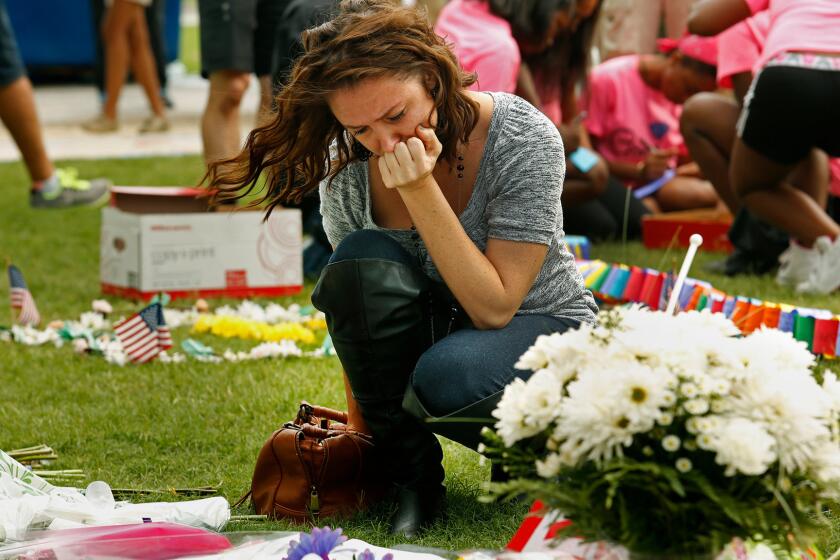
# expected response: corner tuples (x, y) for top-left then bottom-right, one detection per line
(483, 306), (840, 558)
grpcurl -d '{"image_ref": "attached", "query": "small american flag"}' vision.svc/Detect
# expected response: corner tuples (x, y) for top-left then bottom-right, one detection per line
(114, 302), (172, 363)
(8, 264), (40, 326)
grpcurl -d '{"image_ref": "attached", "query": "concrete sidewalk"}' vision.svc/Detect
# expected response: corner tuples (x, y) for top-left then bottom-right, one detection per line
(0, 70), (262, 162)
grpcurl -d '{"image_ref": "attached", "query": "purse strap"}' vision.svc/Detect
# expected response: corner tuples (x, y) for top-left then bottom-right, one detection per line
(301, 423), (345, 440)
(297, 401), (349, 425)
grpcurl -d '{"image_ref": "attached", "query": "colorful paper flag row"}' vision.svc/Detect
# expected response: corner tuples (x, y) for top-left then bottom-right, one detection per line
(578, 259), (840, 358)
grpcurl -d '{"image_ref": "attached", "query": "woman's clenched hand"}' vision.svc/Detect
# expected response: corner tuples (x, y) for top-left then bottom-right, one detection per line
(378, 125), (442, 192)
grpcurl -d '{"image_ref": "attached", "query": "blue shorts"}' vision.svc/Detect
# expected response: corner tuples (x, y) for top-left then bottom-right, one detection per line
(0, 0), (26, 87)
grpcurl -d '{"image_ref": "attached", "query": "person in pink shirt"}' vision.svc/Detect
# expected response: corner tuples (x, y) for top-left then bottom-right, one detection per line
(437, 0), (627, 237)
(584, 35), (720, 213)
(681, 9), (832, 279)
(689, 0), (840, 294)
(680, 8), (829, 285)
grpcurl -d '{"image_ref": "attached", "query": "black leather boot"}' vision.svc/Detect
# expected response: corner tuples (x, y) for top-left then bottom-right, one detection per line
(312, 254), (445, 537)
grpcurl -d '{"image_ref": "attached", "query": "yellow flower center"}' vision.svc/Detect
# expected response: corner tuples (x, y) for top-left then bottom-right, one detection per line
(631, 387), (647, 403)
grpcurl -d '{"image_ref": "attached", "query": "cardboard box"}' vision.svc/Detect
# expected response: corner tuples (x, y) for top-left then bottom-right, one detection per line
(642, 209), (733, 253)
(100, 187), (302, 300)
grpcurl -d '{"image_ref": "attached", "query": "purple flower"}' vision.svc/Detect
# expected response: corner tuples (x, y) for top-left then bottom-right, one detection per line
(356, 551), (394, 560)
(285, 527), (347, 560)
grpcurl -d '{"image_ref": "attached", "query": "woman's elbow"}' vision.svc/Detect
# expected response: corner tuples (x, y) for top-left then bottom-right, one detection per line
(471, 308), (517, 330)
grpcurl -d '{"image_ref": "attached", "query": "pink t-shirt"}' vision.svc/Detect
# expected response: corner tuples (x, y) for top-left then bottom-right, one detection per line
(583, 55), (683, 173)
(537, 80), (563, 125)
(716, 12), (770, 87)
(830, 159), (840, 198)
(434, 0), (520, 93)
(744, 0), (840, 71)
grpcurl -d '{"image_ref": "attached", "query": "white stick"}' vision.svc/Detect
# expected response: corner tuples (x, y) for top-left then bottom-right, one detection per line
(665, 234), (703, 315)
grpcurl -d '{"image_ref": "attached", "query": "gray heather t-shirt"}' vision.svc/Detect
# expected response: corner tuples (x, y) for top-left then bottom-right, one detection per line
(319, 92), (598, 324)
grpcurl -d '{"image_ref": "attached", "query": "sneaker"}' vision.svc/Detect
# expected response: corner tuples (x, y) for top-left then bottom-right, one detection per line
(82, 114), (118, 133)
(775, 241), (819, 287)
(30, 168), (112, 209)
(138, 115), (170, 134)
(796, 235), (840, 294)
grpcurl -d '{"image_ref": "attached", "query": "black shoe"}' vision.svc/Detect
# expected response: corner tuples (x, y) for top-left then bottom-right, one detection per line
(390, 485), (445, 539)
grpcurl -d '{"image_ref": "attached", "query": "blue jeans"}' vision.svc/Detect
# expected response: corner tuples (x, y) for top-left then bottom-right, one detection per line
(314, 230), (580, 456)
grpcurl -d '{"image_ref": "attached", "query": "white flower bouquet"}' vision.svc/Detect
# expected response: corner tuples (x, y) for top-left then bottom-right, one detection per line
(482, 306), (840, 558)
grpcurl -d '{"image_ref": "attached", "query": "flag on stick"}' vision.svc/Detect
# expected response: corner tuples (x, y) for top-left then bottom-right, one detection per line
(114, 302), (172, 363)
(8, 264), (40, 326)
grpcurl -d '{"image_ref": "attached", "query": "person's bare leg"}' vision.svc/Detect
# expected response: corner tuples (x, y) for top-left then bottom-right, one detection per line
(787, 149), (829, 209)
(731, 138), (840, 246)
(654, 176), (720, 212)
(562, 158), (610, 206)
(256, 74), (275, 126)
(101, 0), (138, 120)
(0, 76), (53, 182)
(680, 93), (741, 213)
(126, 5), (166, 117)
(202, 71), (251, 165)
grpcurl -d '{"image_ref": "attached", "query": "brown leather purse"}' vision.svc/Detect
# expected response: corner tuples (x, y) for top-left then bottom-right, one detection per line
(247, 402), (387, 520)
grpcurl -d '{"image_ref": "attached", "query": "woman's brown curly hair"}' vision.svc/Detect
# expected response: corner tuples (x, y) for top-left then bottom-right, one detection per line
(205, 0), (480, 217)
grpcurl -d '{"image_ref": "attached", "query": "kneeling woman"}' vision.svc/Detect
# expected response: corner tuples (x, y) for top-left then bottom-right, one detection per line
(208, 0), (598, 539)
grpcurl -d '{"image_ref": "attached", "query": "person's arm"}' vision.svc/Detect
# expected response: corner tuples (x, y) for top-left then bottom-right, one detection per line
(688, 0), (754, 36)
(557, 86), (583, 153)
(604, 149), (678, 182)
(378, 126), (551, 330)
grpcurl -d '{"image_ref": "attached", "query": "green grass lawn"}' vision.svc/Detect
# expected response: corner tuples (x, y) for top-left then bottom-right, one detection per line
(1, 156), (839, 552)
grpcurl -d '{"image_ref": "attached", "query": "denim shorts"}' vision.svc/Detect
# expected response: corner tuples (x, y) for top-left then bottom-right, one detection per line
(198, 0), (286, 77)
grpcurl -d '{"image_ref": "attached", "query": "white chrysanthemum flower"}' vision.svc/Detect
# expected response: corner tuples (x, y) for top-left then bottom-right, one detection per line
(672, 309), (741, 337)
(515, 335), (552, 371)
(739, 328), (815, 375)
(493, 368), (566, 447)
(711, 378), (731, 395)
(658, 412), (674, 426)
(536, 453), (563, 478)
(684, 399), (710, 415)
(675, 457), (693, 473)
(552, 363), (673, 464)
(705, 337), (747, 377)
(822, 371), (840, 413)
(694, 417), (714, 433)
(681, 383), (699, 399)
(730, 369), (830, 473)
(710, 399), (730, 414)
(538, 326), (597, 384)
(709, 418), (776, 476)
(697, 433), (714, 450)
(493, 379), (540, 447)
(810, 442), (840, 494)
(662, 435), (680, 452)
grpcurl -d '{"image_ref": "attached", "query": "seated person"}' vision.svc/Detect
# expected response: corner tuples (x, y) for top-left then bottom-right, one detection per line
(436, 0), (630, 239)
(689, 0), (840, 294)
(680, 11), (827, 278)
(207, 0), (598, 539)
(584, 34), (722, 213)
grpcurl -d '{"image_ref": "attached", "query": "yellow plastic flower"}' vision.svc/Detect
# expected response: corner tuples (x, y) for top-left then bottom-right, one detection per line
(191, 315), (316, 344)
